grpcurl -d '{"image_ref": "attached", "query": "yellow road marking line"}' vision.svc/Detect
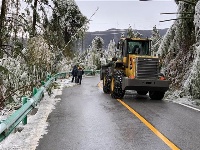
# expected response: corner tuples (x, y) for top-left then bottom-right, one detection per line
(98, 81), (180, 150)
(117, 99), (180, 150)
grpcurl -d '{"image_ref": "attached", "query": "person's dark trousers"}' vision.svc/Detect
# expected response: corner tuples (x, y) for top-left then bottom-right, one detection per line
(75, 76), (79, 83)
(71, 75), (77, 82)
(78, 76), (82, 84)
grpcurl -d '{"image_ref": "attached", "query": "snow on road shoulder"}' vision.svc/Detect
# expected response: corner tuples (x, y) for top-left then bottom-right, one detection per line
(0, 78), (75, 150)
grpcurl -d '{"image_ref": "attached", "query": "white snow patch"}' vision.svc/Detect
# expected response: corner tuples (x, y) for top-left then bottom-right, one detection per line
(165, 90), (200, 111)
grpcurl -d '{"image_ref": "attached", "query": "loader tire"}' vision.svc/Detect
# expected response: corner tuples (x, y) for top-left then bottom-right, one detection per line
(110, 70), (125, 99)
(103, 74), (111, 94)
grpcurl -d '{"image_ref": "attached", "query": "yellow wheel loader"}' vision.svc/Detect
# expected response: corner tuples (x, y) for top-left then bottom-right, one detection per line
(100, 37), (170, 100)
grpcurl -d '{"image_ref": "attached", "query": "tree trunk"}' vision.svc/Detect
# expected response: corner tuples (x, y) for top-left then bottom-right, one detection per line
(0, 0), (6, 58)
(0, 86), (4, 110)
(0, 78), (4, 109)
(14, 0), (19, 41)
(32, 0), (38, 37)
(0, 0), (6, 108)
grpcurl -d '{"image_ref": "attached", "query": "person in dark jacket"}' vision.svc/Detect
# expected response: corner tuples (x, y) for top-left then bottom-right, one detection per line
(77, 67), (84, 84)
(71, 65), (78, 83)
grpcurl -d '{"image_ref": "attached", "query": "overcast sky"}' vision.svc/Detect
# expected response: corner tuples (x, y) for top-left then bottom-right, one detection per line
(75, 0), (178, 32)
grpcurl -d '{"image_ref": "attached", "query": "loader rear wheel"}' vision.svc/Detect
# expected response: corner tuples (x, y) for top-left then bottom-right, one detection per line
(149, 91), (165, 100)
(137, 91), (148, 95)
(110, 70), (125, 99)
(103, 74), (111, 94)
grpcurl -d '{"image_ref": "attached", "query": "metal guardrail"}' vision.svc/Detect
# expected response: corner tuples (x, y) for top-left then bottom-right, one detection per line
(0, 70), (99, 142)
(0, 73), (66, 142)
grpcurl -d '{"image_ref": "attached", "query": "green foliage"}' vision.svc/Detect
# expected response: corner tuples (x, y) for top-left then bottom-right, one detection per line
(0, 66), (9, 74)
(43, 0), (88, 58)
(51, 0), (87, 43)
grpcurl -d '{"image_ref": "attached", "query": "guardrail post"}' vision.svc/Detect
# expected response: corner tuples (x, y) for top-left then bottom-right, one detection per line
(22, 97), (28, 125)
(64, 73), (67, 78)
(41, 81), (45, 85)
(46, 74), (51, 81)
(33, 87), (37, 96)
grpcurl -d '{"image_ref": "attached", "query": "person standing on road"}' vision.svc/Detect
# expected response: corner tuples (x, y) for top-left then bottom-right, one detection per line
(77, 67), (84, 84)
(71, 65), (78, 83)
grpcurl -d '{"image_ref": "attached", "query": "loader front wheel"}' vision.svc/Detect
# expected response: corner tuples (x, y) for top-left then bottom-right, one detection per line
(110, 70), (125, 99)
(103, 74), (111, 94)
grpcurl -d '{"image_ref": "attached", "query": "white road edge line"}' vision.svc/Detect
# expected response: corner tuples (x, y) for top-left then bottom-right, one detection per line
(178, 103), (200, 112)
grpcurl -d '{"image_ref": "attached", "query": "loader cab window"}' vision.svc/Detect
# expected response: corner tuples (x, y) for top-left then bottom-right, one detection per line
(128, 41), (150, 55)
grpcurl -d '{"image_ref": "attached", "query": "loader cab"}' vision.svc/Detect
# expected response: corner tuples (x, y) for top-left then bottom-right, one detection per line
(117, 38), (151, 57)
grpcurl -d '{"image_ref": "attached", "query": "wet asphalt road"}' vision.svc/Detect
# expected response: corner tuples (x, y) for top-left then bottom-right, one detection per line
(36, 75), (200, 150)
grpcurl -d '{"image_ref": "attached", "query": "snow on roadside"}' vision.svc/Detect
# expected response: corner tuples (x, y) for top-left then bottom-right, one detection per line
(0, 78), (75, 150)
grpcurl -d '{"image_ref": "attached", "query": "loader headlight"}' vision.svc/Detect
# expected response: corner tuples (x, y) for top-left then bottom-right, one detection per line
(129, 75), (135, 79)
(158, 73), (166, 80)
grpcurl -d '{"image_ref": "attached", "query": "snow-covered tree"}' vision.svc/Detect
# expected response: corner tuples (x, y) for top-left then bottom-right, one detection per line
(26, 36), (53, 74)
(107, 39), (116, 59)
(158, 0), (197, 99)
(127, 25), (134, 38)
(183, 0), (200, 99)
(0, 55), (30, 107)
(127, 25), (142, 38)
(48, 0), (87, 58)
(0, 0), (88, 109)
(151, 25), (162, 55)
(92, 36), (104, 52)
(91, 36), (104, 69)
